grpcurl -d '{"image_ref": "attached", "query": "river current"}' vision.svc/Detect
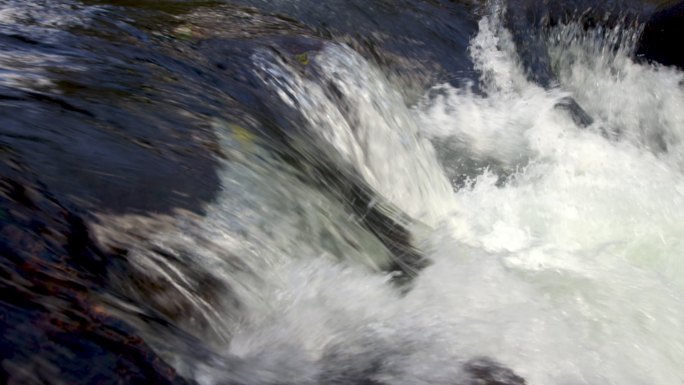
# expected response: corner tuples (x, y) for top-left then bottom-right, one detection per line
(1, 1), (683, 384)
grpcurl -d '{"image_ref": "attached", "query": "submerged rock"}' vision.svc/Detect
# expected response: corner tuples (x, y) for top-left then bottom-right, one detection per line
(461, 358), (527, 385)
(554, 96), (594, 127)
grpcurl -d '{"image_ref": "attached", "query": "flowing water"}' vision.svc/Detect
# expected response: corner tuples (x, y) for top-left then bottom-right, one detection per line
(1, 0), (683, 384)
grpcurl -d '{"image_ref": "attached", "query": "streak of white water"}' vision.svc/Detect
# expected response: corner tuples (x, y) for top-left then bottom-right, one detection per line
(116, 5), (684, 385)
(252, 45), (455, 226)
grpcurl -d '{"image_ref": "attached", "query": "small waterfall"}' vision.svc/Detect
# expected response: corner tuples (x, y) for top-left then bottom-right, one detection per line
(11, 1), (681, 384)
(251, 44), (455, 226)
(100, 7), (684, 383)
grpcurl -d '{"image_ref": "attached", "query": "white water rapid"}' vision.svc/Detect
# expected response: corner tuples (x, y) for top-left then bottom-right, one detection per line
(102, 5), (684, 385)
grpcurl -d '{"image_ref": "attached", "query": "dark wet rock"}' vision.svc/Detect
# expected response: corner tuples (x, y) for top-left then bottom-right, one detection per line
(0, 301), (194, 385)
(338, 174), (430, 286)
(636, 1), (684, 68)
(503, 0), (556, 88)
(554, 96), (594, 127)
(0, 4), (223, 217)
(459, 358), (527, 385)
(0, 152), (195, 385)
(461, 358), (526, 385)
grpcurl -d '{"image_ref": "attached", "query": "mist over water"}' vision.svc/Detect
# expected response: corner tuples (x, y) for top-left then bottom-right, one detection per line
(1, 0), (683, 384)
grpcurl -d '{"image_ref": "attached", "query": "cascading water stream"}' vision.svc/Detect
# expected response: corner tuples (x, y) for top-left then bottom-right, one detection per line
(95, 5), (684, 384)
(1, 1), (683, 384)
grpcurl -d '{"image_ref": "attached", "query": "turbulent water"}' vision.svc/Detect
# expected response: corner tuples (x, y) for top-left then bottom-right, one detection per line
(1, 0), (683, 384)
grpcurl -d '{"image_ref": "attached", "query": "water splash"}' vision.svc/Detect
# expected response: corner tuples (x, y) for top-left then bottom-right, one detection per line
(93, 5), (684, 385)
(418, 5), (684, 384)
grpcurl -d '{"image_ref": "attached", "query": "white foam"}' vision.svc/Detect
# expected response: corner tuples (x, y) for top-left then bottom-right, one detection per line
(416, 9), (684, 385)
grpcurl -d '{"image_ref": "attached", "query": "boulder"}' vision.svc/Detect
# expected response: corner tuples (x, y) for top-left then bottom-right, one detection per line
(636, 1), (684, 68)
